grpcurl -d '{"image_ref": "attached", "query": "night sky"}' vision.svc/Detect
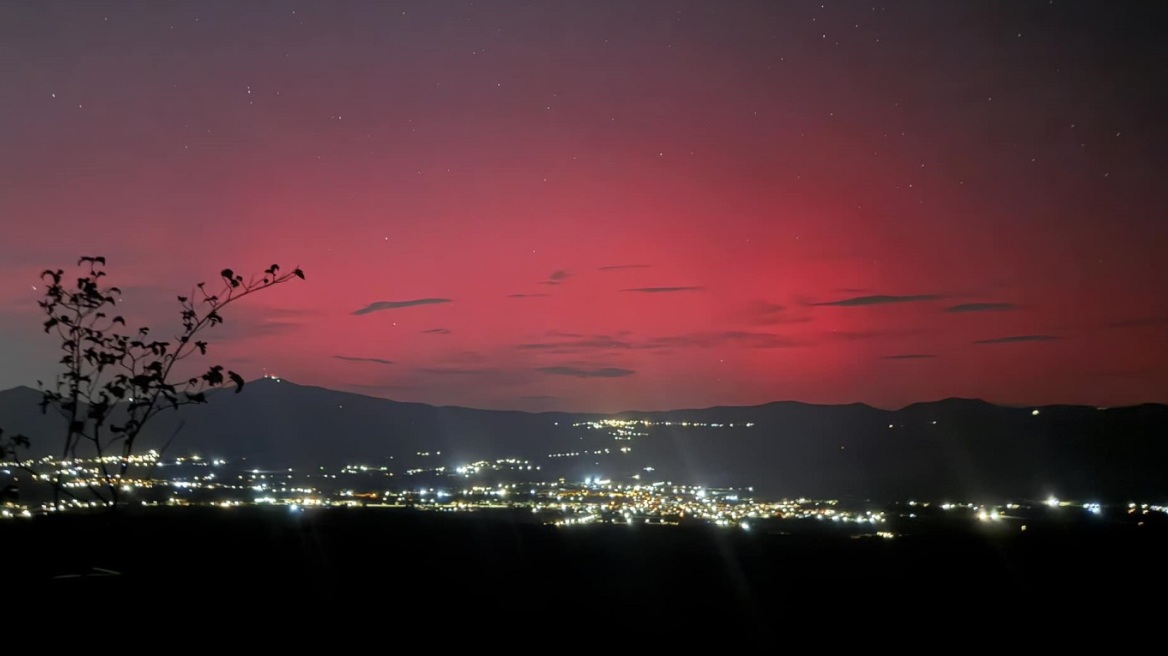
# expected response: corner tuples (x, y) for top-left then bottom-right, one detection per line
(1, 1), (1166, 412)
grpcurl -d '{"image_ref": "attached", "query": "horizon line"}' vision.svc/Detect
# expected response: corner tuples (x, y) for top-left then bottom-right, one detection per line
(1, 377), (1158, 415)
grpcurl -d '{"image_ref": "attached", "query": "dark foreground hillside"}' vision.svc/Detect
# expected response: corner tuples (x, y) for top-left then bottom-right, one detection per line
(5, 506), (1167, 642)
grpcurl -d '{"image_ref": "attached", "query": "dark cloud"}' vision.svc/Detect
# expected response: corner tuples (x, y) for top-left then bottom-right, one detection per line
(881, 354), (937, 360)
(538, 366), (635, 378)
(333, 355), (395, 365)
(738, 300), (813, 326)
(352, 298), (451, 315)
(537, 270), (571, 286)
(422, 328), (451, 334)
(973, 335), (1059, 344)
(508, 293), (550, 298)
(811, 294), (943, 307)
(944, 302), (1017, 313)
(598, 264), (652, 271)
(621, 286), (703, 294)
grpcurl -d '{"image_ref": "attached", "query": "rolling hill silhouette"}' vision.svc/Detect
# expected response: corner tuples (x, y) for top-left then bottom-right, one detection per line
(3, 378), (1166, 502)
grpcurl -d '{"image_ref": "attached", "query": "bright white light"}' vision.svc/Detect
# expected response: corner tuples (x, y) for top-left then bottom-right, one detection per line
(1046, 497), (1060, 507)
(1032, 409), (1040, 416)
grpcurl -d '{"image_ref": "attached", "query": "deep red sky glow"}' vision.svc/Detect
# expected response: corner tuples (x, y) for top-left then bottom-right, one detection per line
(2, 1), (1166, 412)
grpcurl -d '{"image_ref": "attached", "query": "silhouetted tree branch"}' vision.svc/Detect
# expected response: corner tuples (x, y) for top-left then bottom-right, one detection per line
(2, 257), (304, 511)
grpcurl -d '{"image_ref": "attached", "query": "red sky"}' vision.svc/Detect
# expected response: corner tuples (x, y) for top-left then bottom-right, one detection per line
(1, 1), (1166, 411)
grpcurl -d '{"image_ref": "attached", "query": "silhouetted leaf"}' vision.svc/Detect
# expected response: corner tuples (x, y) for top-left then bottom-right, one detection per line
(228, 371), (245, 393)
(203, 366), (224, 386)
(293, 268), (305, 280)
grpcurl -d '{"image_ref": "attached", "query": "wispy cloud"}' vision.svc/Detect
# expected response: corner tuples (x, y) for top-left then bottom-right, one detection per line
(537, 270), (571, 286)
(738, 300), (813, 326)
(621, 286), (703, 294)
(519, 336), (634, 351)
(417, 367), (496, 375)
(422, 328), (451, 334)
(811, 294), (943, 307)
(944, 302), (1017, 313)
(881, 354), (936, 360)
(973, 335), (1059, 344)
(518, 330), (802, 352)
(166, 304), (314, 343)
(598, 264), (652, 271)
(520, 394), (560, 401)
(508, 293), (550, 298)
(353, 298), (451, 315)
(333, 355), (395, 365)
(202, 318), (302, 342)
(538, 366), (635, 378)
(647, 331), (803, 349)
